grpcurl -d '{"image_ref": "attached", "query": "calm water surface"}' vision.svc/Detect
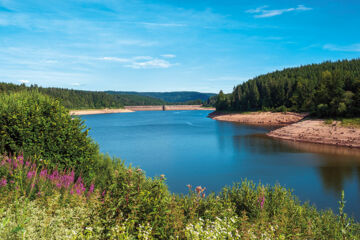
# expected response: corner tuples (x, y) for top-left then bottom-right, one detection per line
(81, 110), (360, 218)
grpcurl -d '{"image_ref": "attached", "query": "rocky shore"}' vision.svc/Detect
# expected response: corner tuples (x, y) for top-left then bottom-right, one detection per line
(209, 111), (360, 148)
(267, 119), (360, 148)
(208, 111), (307, 126)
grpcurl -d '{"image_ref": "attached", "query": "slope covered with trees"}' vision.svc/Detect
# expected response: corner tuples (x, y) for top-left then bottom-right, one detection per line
(216, 59), (360, 117)
(0, 83), (166, 109)
(106, 91), (216, 103)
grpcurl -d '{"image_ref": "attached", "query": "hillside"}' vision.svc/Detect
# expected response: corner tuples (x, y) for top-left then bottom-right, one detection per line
(216, 59), (360, 118)
(0, 82), (166, 109)
(106, 91), (216, 103)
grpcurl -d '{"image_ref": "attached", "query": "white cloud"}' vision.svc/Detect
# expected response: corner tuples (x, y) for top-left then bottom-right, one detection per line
(125, 59), (172, 69)
(71, 82), (81, 86)
(140, 22), (186, 27)
(101, 57), (131, 63)
(161, 54), (176, 58)
(246, 6), (268, 14)
(323, 43), (360, 52)
(247, 5), (312, 18)
(18, 79), (29, 84)
(100, 56), (174, 69)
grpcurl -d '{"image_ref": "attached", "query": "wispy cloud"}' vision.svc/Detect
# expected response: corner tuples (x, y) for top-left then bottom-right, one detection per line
(126, 59), (173, 69)
(101, 56), (175, 69)
(18, 79), (29, 84)
(247, 5), (312, 18)
(139, 22), (186, 27)
(161, 54), (176, 58)
(323, 43), (360, 52)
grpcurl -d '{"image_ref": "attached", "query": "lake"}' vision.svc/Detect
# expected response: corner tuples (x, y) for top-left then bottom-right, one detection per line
(80, 110), (360, 219)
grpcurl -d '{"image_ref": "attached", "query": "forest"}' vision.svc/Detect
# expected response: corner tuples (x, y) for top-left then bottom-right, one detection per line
(0, 83), (171, 109)
(216, 59), (360, 117)
(106, 91), (216, 103)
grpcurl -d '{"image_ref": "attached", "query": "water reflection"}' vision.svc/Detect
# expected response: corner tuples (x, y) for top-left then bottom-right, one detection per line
(228, 128), (360, 196)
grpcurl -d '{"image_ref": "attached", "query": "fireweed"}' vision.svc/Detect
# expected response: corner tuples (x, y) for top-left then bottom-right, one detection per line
(0, 154), (96, 199)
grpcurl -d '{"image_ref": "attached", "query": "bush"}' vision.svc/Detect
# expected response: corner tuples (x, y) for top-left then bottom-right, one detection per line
(0, 91), (99, 183)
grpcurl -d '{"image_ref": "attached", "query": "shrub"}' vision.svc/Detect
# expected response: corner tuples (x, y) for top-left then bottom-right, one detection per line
(0, 91), (99, 182)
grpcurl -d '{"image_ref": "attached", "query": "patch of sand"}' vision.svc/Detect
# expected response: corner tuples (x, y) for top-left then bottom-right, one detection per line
(70, 108), (134, 116)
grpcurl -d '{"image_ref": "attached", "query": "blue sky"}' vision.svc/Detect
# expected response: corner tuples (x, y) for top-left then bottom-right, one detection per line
(1, 0), (360, 93)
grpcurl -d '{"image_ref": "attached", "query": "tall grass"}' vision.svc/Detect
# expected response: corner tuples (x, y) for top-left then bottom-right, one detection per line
(0, 153), (359, 239)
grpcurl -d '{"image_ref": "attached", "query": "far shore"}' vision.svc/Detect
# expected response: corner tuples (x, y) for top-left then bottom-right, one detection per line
(209, 111), (360, 148)
(69, 108), (134, 116)
(70, 105), (215, 116)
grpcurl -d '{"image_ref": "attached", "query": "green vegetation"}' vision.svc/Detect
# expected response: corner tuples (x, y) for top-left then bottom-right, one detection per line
(0, 82), (216, 110)
(0, 82), (167, 109)
(216, 59), (360, 117)
(106, 91), (216, 103)
(324, 118), (360, 128)
(1, 90), (359, 239)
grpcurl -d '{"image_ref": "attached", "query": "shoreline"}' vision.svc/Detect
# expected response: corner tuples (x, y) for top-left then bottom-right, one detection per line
(208, 111), (307, 126)
(267, 119), (360, 148)
(69, 108), (134, 116)
(209, 111), (360, 148)
(70, 106), (215, 116)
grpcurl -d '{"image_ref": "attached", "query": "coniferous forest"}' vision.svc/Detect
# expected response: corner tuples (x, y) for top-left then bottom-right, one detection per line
(0, 83), (212, 109)
(216, 59), (360, 117)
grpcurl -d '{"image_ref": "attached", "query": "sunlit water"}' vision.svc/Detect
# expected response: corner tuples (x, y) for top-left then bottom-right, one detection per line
(80, 110), (360, 219)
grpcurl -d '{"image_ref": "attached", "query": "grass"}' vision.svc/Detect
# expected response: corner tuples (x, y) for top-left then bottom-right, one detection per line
(323, 118), (360, 128)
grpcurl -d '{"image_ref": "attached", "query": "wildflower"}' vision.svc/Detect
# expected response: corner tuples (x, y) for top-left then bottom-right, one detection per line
(196, 186), (206, 194)
(89, 183), (95, 194)
(102, 190), (106, 197)
(160, 174), (165, 179)
(25, 161), (31, 167)
(186, 184), (192, 190)
(13, 160), (18, 169)
(136, 168), (142, 173)
(0, 178), (7, 187)
(27, 170), (36, 179)
(17, 155), (24, 166)
(202, 193), (206, 198)
(258, 196), (265, 209)
(40, 169), (48, 179)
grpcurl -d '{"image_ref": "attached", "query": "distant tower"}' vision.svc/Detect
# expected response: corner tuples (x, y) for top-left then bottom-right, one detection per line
(162, 105), (166, 111)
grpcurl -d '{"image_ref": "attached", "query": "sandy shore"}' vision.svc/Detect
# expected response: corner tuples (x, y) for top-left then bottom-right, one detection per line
(70, 108), (134, 116)
(267, 120), (360, 148)
(208, 111), (307, 126)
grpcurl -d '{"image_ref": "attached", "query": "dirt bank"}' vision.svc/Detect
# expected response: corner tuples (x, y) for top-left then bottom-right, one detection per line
(267, 120), (360, 148)
(70, 108), (134, 116)
(208, 111), (307, 126)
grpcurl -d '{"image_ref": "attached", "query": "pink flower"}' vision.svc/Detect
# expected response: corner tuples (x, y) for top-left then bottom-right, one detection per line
(27, 170), (36, 179)
(89, 184), (95, 194)
(17, 155), (24, 166)
(0, 178), (7, 187)
(40, 169), (48, 179)
(258, 196), (265, 209)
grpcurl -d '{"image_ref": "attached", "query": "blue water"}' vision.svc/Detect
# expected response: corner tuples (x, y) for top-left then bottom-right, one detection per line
(80, 110), (360, 219)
